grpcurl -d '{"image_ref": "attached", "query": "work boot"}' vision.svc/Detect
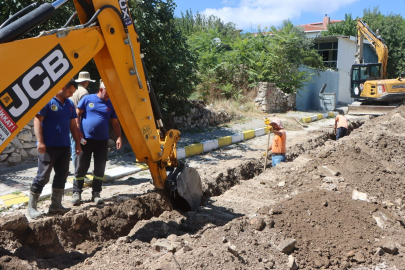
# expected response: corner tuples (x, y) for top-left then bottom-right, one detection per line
(28, 192), (42, 219)
(71, 192), (81, 206)
(91, 192), (104, 205)
(49, 189), (70, 215)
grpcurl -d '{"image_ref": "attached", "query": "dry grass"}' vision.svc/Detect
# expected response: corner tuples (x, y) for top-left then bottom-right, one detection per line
(209, 99), (259, 120)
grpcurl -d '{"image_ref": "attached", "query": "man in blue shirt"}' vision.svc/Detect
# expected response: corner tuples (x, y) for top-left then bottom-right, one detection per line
(72, 79), (122, 205)
(28, 79), (82, 219)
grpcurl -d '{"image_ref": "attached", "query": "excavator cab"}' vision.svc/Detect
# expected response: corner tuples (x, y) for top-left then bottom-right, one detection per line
(350, 63), (382, 98)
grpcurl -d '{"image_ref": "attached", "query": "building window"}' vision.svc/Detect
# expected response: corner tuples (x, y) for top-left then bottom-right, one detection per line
(313, 41), (338, 69)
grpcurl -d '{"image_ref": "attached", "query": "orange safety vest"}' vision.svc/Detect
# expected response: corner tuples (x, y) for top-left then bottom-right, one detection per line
(272, 130), (286, 154)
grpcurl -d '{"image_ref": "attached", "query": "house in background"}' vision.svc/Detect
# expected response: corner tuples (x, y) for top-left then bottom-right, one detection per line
(296, 15), (378, 111)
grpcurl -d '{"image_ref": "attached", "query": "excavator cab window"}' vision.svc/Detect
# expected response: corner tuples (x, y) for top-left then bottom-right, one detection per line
(369, 65), (380, 79)
(350, 63), (382, 98)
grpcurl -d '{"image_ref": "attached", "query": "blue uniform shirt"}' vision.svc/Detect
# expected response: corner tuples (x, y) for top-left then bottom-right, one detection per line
(77, 94), (117, 141)
(38, 97), (77, 147)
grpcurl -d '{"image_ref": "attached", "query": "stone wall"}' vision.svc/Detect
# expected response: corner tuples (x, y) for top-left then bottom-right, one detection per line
(254, 82), (296, 113)
(171, 100), (231, 129)
(1, 119), (37, 166)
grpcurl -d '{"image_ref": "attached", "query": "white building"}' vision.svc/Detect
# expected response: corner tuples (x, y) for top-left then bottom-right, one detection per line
(296, 16), (377, 110)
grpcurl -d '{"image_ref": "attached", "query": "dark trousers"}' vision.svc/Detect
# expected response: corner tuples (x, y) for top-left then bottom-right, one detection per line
(73, 138), (108, 194)
(31, 146), (71, 194)
(336, 127), (348, 141)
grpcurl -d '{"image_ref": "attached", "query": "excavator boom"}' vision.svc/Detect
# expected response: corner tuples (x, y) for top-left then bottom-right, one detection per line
(0, 0), (202, 210)
(356, 18), (388, 79)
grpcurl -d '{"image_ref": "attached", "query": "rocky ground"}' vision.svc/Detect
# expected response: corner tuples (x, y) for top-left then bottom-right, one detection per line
(1, 108), (405, 269)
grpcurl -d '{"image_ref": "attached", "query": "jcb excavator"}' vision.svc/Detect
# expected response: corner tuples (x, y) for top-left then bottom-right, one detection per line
(0, 0), (202, 210)
(348, 18), (405, 115)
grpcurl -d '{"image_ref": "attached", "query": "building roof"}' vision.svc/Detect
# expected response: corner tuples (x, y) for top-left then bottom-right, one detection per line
(300, 16), (342, 32)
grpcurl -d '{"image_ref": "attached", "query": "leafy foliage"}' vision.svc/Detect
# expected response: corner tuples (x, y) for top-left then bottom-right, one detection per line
(322, 13), (357, 36)
(323, 7), (405, 78)
(0, 0), (198, 116)
(175, 9), (236, 37)
(184, 18), (325, 100)
(129, 0), (198, 116)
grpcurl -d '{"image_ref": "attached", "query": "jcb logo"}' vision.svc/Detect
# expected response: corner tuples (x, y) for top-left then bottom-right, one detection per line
(118, 0), (133, 26)
(1, 44), (72, 122)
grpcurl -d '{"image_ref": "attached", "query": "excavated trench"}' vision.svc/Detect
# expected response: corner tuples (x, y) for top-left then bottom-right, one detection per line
(0, 119), (365, 268)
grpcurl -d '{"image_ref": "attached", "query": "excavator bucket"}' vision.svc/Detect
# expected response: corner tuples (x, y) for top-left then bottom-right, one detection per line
(176, 167), (202, 211)
(175, 167), (202, 211)
(166, 163), (202, 211)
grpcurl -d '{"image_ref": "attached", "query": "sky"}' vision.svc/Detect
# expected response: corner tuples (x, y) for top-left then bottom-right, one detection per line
(173, 0), (405, 32)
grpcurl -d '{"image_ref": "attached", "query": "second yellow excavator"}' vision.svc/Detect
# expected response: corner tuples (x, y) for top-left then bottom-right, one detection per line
(348, 18), (405, 115)
(0, 0), (202, 210)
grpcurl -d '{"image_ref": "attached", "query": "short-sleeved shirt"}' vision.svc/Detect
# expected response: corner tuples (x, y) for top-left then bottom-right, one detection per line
(272, 130), (286, 154)
(69, 85), (89, 107)
(336, 115), (348, 129)
(38, 97), (77, 147)
(77, 94), (117, 141)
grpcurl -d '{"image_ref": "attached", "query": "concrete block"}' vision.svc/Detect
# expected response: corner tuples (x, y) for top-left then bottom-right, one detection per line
(177, 148), (186, 159)
(231, 133), (244, 143)
(322, 113), (329, 118)
(329, 112), (338, 117)
(203, 140), (219, 152)
(218, 136), (232, 147)
(133, 163), (148, 171)
(104, 166), (142, 181)
(254, 128), (265, 137)
(302, 117), (311, 123)
(0, 193), (29, 207)
(243, 130), (255, 140)
(185, 143), (203, 157)
(317, 114), (323, 120)
(310, 115), (318, 122)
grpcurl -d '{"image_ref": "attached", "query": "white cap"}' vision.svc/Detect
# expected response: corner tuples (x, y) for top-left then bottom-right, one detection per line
(100, 79), (105, 89)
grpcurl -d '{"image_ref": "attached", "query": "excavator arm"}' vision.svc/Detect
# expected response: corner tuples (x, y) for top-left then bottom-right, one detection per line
(0, 0), (202, 210)
(355, 18), (389, 79)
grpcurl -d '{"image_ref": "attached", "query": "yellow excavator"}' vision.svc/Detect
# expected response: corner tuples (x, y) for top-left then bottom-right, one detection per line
(0, 0), (202, 210)
(348, 18), (405, 115)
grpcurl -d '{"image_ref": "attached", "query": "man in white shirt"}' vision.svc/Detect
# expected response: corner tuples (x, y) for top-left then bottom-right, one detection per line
(69, 71), (95, 171)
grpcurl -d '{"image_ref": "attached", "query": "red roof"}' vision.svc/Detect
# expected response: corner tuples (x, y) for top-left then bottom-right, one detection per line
(301, 19), (342, 31)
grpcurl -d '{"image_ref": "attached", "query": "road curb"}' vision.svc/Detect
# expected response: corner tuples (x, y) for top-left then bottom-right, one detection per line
(302, 111), (338, 123)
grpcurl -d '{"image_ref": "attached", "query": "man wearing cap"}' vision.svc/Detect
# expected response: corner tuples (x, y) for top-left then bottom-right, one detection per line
(72, 80), (122, 205)
(266, 119), (287, 167)
(28, 79), (82, 219)
(69, 71), (95, 171)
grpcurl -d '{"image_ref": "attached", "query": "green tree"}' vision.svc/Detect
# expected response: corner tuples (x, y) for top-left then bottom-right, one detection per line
(176, 9), (236, 37)
(187, 20), (325, 99)
(322, 13), (356, 36)
(362, 7), (405, 78)
(130, 0), (198, 116)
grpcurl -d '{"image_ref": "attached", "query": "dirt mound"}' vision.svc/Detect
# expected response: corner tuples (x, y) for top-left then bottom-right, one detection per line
(2, 107), (405, 269)
(271, 189), (403, 269)
(0, 192), (171, 269)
